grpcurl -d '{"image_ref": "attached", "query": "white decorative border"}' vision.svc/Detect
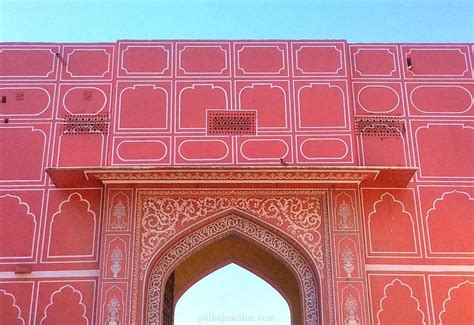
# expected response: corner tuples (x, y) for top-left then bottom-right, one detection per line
(0, 46), (59, 80)
(294, 81), (349, 131)
(116, 83), (170, 132)
(234, 42), (289, 77)
(120, 44), (171, 76)
(176, 81), (231, 133)
(350, 46), (399, 79)
(177, 43), (230, 77)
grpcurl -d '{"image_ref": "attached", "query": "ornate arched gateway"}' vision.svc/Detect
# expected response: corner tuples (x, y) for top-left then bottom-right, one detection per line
(45, 166), (415, 324)
(145, 213), (320, 324)
(136, 188), (327, 325)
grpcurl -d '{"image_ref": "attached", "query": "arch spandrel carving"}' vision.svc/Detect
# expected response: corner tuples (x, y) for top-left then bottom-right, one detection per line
(130, 189), (330, 325)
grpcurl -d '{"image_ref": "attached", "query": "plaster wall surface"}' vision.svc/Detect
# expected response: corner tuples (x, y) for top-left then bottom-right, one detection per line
(0, 40), (473, 324)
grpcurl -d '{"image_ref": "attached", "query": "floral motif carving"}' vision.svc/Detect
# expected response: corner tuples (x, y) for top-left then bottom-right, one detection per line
(106, 296), (120, 325)
(146, 214), (320, 325)
(139, 190), (325, 277)
(338, 200), (354, 230)
(345, 294), (360, 325)
(110, 247), (123, 278)
(111, 200), (127, 230)
(341, 246), (355, 278)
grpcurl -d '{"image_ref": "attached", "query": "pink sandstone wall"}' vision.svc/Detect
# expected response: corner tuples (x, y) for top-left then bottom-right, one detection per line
(0, 40), (473, 324)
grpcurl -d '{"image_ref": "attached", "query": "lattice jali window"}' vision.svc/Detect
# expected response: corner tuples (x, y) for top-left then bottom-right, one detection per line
(61, 114), (110, 135)
(207, 110), (257, 135)
(355, 115), (405, 137)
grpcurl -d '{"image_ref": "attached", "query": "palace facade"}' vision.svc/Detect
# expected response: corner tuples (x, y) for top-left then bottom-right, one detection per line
(0, 40), (473, 324)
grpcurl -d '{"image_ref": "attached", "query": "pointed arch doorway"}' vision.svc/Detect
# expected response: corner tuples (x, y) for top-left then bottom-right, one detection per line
(144, 212), (321, 325)
(173, 262), (291, 324)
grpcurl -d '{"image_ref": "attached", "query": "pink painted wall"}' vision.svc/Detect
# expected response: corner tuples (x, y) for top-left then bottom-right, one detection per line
(0, 40), (473, 324)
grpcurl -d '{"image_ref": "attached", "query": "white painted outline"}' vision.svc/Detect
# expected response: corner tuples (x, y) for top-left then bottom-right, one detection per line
(178, 44), (229, 75)
(294, 134), (355, 165)
(339, 284), (363, 325)
(332, 190), (358, 231)
(117, 84), (170, 132)
(65, 47), (112, 79)
(351, 47), (398, 78)
(100, 284), (125, 324)
(359, 124), (408, 167)
(365, 264), (474, 272)
(439, 280), (474, 324)
(0, 289), (26, 324)
(292, 41), (348, 78)
(0, 270), (99, 279)
(120, 44), (170, 75)
(40, 284), (89, 324)
(239, 138), (290, 162)
(0, 47), (58, 79)
(295, 44), (343, 75)
(376, 279), (427, 325)
(367, 192), (418, 256)
(299, 136), (349, 161)
(55, 128), (105, 168)
(115, 139), (168, 163)
(336, 236), (361, 279)
(235, 43), (288, 76)
(412, 121), (474, 181)
(104, 237), (128, 280)
(367, 273), (430, 325)
(177, 138), (230, 162)
(409, 84), (473, 114)
(46, 192), (97, 259)
(237, 82), (290, 131)
(425, 190), (474, 257)
(403, 47), (470, 78)
(62, 86), (108, 115)
(0, 194), (37, 260)
(39, 188), (103, 265)
(357, 85), (400, 114)
(295, 81), (349, 130)
(0, 125), (48, 184)
(333, 191), (357, 231)
(0, 86), (52, 117)
(107, 190), (132, 232)
(177, 82), (230, 132)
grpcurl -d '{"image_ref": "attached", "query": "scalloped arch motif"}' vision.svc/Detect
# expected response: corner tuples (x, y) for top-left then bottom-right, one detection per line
(47, 192), (97, 258)
(146, 214), (320, 325)
(368, 192), (417, 254)
(0, 194), (37, 258)
(0, 289), (25, 324)
(426, 190), (474, 254)
(40, 285), (88, 324)
(439, 280), (474, 324)
(376, 279), (426, 325)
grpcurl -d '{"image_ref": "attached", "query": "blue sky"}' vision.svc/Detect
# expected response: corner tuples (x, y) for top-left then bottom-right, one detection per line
(0, 0), (472, 42)
(0, 1), (471, 323)
(174, 263), (291, 325)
